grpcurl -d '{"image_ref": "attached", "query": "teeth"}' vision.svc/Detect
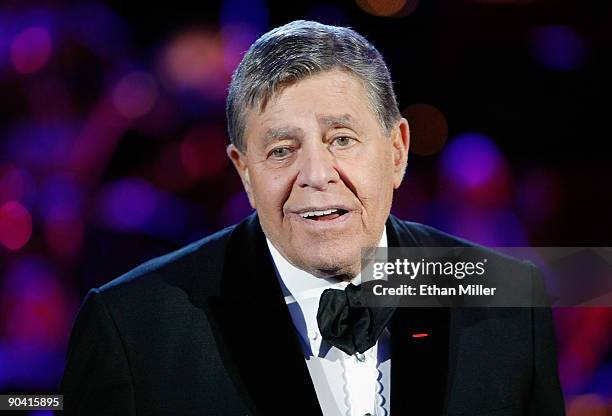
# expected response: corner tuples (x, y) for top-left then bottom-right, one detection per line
(300, 208), (339, 218)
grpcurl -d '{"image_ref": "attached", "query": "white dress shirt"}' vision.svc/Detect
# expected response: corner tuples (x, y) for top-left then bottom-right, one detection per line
(266, 229), (390, 416)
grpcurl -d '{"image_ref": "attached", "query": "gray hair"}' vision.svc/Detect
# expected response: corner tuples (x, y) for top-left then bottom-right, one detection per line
(226, 20), (402, 152)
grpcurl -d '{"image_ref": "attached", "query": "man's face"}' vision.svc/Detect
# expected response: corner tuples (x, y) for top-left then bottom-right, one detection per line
(228, 70), (409, 278)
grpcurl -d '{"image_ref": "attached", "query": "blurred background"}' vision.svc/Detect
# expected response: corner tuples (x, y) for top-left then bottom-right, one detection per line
(0, 0), (611, 414)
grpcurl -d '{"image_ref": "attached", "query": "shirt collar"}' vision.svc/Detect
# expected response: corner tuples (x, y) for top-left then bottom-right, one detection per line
(266, 226), (388, 305)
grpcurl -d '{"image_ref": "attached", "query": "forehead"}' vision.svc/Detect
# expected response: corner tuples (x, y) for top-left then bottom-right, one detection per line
(244, 70), (380, 143)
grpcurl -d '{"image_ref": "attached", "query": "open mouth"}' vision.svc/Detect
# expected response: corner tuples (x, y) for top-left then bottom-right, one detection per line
(299, 208), (349, 221)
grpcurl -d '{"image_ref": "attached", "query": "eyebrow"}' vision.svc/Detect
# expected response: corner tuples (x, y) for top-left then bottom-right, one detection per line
(318, 114), (359, 131)
(262, 126), (304, 148)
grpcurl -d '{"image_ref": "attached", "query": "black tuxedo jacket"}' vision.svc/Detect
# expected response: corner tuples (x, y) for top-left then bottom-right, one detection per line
(61, 213), (565, 415)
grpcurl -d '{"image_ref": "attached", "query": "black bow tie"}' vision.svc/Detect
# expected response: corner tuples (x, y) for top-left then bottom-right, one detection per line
(316, 283), (396, 355)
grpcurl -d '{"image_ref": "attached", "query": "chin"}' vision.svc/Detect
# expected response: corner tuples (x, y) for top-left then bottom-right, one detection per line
(298, 248), (361, 278)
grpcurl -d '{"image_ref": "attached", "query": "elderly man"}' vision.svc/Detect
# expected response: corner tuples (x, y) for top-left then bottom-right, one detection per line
(62, 21), (564, 415)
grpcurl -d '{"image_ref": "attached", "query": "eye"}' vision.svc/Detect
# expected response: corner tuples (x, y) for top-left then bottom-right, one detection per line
(332, 136), (356, 147)
(269, 147), (292, 159)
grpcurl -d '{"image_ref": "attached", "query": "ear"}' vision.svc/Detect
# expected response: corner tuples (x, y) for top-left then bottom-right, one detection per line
(391, 117), (410, 189)
(227, 144), (256, 208)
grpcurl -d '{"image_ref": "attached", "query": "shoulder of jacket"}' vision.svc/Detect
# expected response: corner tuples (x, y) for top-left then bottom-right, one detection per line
(95, 224), (237, 300)
(390, 216), (531, 270)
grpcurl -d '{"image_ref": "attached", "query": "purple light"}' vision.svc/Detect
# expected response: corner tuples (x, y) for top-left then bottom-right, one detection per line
(220, 191), (253, 227)
(112, 71), (159, 119)
(0, 165), (26, 204)
(38, 175), (83, 256)
(0, 7), (56, 73)
(0, 341), (66, 390)
(1, 256), (71, 349)
(98, 177), (159, 231)
(10, 26), (52, 74)
(221, 25), (260, 73)
(2, 257), (56, 310)
(0, 12), (12, 71)
(454, 209), (528, 246)
(439, 132), (505, 190)
(220, 0), (268, 35)
(424, 201), (528, 246)
(531, 25), (585, 71)
(5, 121), (77, 172)
(220, 0), (268, 72)
(38, 175), (80, 219)
(584, 363), (612, 398)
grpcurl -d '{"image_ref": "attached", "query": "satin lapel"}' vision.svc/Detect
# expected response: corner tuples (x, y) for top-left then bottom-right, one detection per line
(387, 215), (452, 415)
(205, 213), (322, 416)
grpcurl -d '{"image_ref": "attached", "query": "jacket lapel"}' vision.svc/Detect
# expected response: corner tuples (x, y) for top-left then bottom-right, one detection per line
(387, 215), (452, 415)
(204, 213), (454, 415)
(206, 213), (322, 415)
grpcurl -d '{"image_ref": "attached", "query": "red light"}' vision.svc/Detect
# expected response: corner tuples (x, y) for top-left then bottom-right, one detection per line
(0, 201), (32, 250)
(412, 333), (429, 338)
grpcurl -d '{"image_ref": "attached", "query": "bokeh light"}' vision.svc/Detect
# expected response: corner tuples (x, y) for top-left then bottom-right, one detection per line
(567, 394), (606, 416)
(0, 256), (73, 391)
(0, 201), (33, 251)
(1, 257), (71, 348)
(438, 132), (511, 208)
(38, 176), (80, 219)
(98, 177), (159, 232)
(112, 71), (159, 119)
(0, 165), (26, 204)
(68, 99), (131, 180)
(39, 175), (83, 257)
(355, 0), (419, 17)
(180, 125), (228, 180)
(220, 0), (268, 72)
(144, 194), (195, 242)
(439, 132), (507, 189)
(531, 25), (585, 71)
(220, 191), (253, 227)
(402, 104), (448, 156)
(6, 121), (77, 173)
(159, 30), (227, 99)
(438, 206), (528, 246)
(10, 26), (52, 74)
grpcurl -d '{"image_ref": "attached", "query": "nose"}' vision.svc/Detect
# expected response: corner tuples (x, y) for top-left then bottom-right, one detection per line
(295, 142), (339, 191)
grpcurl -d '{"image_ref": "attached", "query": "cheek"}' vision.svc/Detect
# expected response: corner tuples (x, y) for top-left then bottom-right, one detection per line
(251, 172), (292, 215)
(349, 148), (394, 196)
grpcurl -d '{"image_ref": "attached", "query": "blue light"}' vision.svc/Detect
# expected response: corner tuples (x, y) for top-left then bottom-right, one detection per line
(531, 25), (585, 71)
(439, 132), (504, 189)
